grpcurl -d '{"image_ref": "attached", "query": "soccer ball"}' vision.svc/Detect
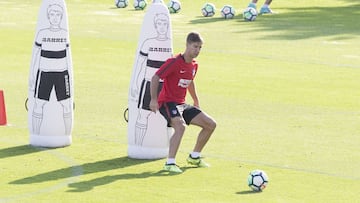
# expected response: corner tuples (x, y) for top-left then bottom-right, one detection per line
(247, 169), (269, 191)
(115, 0), (129, 8)
(220, 5), (235, 19)
(168, 0), (181, 13)
(201, 3), (216, 17)
(243, 7), (257, 21)
(133, 0), (147, 10)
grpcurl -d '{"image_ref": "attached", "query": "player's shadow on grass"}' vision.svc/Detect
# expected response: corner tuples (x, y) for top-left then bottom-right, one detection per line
(0, 145), (45, 159)
(67, 165), (195, 192)
(67, 169), (182, 192)
(10, 156), (162, 185)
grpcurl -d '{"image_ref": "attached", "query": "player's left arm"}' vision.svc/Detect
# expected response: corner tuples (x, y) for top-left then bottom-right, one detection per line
(188, 81), (199, 108)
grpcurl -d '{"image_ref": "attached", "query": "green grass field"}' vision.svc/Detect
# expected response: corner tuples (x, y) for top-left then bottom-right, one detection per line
(1, 0), (360, 202)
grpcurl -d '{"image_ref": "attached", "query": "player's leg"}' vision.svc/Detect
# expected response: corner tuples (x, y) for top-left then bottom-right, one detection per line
(168, 116), (186, 159)
(159, 102), (185, 173)
(189, 111), (216, 154)
(183, 106), (216, 167)
(248, 0), (258, 9)
(162, 117), (185, 173)
(260, 0), (274, 14)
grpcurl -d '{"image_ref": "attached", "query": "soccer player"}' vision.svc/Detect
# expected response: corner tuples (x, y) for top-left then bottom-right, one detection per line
(248, 0), (274, 14)
(149, 32), (216, 173)
(29, 4), (72, 135)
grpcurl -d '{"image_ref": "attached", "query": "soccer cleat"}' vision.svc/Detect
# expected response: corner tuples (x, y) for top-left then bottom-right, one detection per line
(163, 163), (183, 173)
(259, 7), (273, 14)
(186, 155), (210, 168)
(247, 3), (256, 9)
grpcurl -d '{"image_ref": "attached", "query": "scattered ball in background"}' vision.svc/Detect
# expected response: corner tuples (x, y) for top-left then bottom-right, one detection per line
(201, 3), (216, 17)
(133, 0), (147, 10)
(115, 0), (129, 8)
(168, 0), (181, 13)
(220, 5), (236, 19)
(243, 7), (258, 21)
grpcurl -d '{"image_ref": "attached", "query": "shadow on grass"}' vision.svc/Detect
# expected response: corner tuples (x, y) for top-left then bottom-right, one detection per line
(0, 145), (45, 159)
(236, 190), (262, 195)
(10, 156), (184, 192)
(66, 165), (195, 192)
(190, 15), (229, 24)
(190, 2), (360, 40)
(67, 169), (183, 192)
(10, 156), (157, 184)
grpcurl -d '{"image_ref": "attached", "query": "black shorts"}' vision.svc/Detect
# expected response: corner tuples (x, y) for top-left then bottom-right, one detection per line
(138, 80), (163, 110)
(35, 70), (71, 101)
(159, 102), (202, 127)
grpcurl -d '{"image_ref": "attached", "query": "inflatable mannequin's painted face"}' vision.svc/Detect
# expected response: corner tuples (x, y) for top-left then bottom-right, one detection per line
(47, 5), (63, 26)
(154, 13), (169, 35)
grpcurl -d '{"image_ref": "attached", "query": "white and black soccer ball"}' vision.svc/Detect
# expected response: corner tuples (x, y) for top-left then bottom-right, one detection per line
(115, 0), (129, 8)
(243, 7), (257, 21)
(220, 5), (235, 19)
(201, 3), (216, 17)
(168, 0), (181, 13)
(133, 0), (147, 10)
(247, 169), (269, 191)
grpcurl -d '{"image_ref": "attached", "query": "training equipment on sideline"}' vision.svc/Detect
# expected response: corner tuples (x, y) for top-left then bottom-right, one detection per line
(247, 169), (269, 191)
(220, 5), (235, 19)
(0, 90), (7, 125)
(127, 0), (173, 159)
(167, 0), (181, 13)
(115, 0), (129, 8)
(133, 0), (147, 10)
(201, 3), (216, 17)
(28, 0), (74, 147)
(243, 7), (257, 21)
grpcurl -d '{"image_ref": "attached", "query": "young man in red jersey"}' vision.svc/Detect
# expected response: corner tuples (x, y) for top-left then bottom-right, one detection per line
(149, 32), (216, 173)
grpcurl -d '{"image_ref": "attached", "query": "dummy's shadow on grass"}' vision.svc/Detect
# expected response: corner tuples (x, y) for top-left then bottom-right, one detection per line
(10, 156), (166, 186)
(0, 145), (45, 159)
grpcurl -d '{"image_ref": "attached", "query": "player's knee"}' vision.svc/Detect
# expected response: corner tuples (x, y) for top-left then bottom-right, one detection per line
(172, 120), (186, 134)
(207, 118), (216, 131)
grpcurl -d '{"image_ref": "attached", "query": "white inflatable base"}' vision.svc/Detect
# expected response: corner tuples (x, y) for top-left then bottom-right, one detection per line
(128, 145), (168, 159)
(30, 134), (71, 148)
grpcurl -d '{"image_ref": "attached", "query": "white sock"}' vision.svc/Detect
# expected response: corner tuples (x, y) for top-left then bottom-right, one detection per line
(262, 4), (269, 8)
(190, 152), (201, 158)
(166, 158), (176, 165)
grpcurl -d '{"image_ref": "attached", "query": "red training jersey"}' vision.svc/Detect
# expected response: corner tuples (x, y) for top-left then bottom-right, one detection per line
(155, 54), (198, 105)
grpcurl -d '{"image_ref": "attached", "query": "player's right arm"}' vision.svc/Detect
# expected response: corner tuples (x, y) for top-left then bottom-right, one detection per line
(149, 74), (160, 112)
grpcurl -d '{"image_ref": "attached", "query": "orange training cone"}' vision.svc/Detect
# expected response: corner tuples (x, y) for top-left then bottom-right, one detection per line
(0, 90), (7, 125)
